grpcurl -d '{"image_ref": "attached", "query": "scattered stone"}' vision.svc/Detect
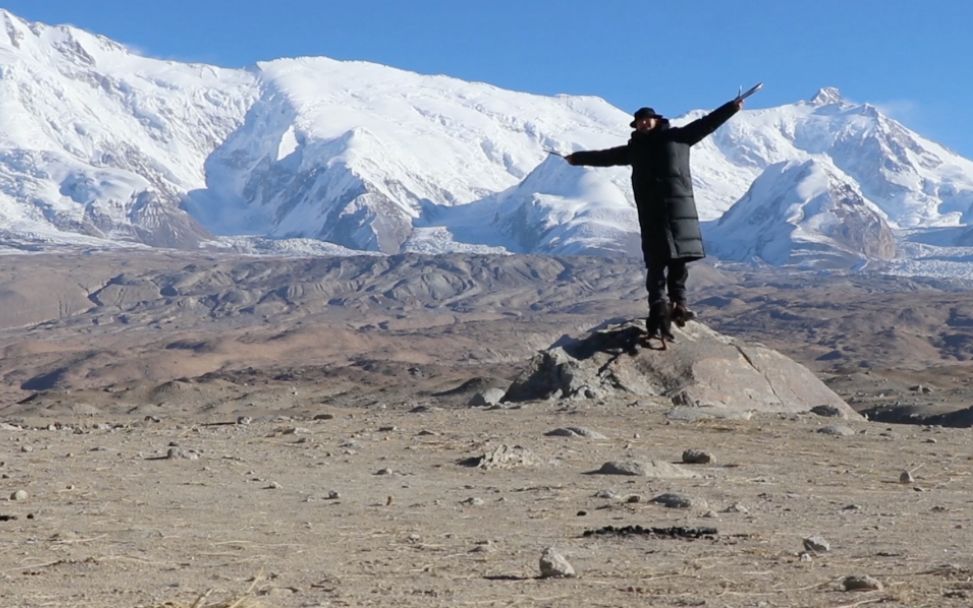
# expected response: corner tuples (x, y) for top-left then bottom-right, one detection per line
(545, 426), (607, 439)
(681, 448), (713, 464)
(817, 425), (855, 437)
(800, 552), (813, 562)
(461, 497), (485, 507)
(313, 413), (335, 421)
(236, 416), (253, 425)
(326, 490), (341, 500)
(375, 468), (394, 476)
(803, 535), (831, 553)
(899, 470), (915, 484)
(843, 575), (882, 592)
(910, 384), (932, 394)
(459, 445), (539, 470)
(842, 504), (862, 511)
(594, 490), (618, 500)
(469, 388), (506, 407)
(539, 548), (576, 578)
(703, 510), (719, 519)
(590, 460), (697, 479)
(651, 493), (697, 509)
(924, 438), (937, 444)
(810, 404), (843, 418)
(166, 447), (200, 460)
(625, 495), (643, 504)
(723, 503), (749, 514)
(10, 490), (28, 501)
(265, 481), (282, 490)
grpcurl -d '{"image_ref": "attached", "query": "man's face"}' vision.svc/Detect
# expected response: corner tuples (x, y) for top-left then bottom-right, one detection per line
(635, 117), (658, 132)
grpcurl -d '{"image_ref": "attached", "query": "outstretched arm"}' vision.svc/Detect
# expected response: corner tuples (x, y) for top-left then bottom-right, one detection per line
(565, 145), (630, 167)
(674, 98), (744, 146)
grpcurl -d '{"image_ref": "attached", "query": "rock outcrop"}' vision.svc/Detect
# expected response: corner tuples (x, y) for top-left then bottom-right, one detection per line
(503, 318), (859, 419)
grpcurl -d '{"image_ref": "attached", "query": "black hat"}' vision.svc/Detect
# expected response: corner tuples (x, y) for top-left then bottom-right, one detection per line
(630, 107), (664, 127)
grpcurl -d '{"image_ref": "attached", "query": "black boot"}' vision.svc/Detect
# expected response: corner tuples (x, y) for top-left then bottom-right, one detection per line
(645, 301), (674, 349)
(670, 301), (696, 328)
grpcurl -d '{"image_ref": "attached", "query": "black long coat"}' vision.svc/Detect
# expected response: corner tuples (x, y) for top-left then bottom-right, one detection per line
(570, 101), (739, 262)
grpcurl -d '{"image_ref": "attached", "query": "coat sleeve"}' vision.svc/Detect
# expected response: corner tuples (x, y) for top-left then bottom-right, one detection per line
(672, 101), (739, 146)
(568, 145), (631, 166)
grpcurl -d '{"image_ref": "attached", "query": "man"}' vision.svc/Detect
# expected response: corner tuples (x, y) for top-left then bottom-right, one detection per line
(565, 96), (744, 348)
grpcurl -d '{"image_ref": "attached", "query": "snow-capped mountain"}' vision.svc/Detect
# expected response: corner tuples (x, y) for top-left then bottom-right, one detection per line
(4, 9), (973, 271)
(0, 9), (258, 247)
(704, 159), (896, 266)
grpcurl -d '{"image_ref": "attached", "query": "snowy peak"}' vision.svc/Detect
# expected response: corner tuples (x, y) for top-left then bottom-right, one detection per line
(809, 86), (848, 106)
(706, 159), (896, 266)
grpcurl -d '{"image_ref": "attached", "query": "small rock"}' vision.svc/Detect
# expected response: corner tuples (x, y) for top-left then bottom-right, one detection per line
(703, 510), (719, 519)
(594, 490), (618, 500)
(461, 497), (485, 507)
(651, 493), (696, 509)
(326, 490), (341, 500)
(591, 460), (697, 478)
(236, 416), (253, 425)
(625, 495), (642, 504)
(723, 502), (749, 514)
(375, 468), (393, 476)
(681, 449), (713, 464)
(539, 548), (576, 578)
(265, 481), (282, 490)
(469, 388), (506, 407)
(810, 404), (842, 417)
(799, 552), (813, 562)
(166, 447), (200, 460)
(20, 445), (33, 453)
(803, 535), (831, 553)
(10, 490), (28, 501)
(313, 413), (335, 421)
(899, 470), (915, 484)
(817, 425), (855, 437)
(843, 575), (882, 592)
(545, 427), (607, 439)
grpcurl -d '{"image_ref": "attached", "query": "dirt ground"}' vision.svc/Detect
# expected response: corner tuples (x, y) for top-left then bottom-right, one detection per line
(2, 252), (973, 607)
(3, 390), (972, 608)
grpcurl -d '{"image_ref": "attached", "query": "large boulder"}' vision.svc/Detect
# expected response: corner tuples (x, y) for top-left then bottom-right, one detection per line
(503, 318), (859, 419)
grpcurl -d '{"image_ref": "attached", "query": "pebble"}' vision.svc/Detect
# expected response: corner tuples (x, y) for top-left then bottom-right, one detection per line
(326, 490), (341, 500)
(723, 502), (749, 514)
(166, 447), (200, 461)
(539, 548), (576, 578)
(594, 490), (618, 500)
(236, 416), (253, 425)
(20, 445), (33, 453)
(545, 426), (607, 439)
(461, 497), (485, 507)
(899, 470), (915, 484)
(10, 490), (28, 501)
(682, 449), (713, 464)
(375, 468), (393, 476)
(843, 575), (882, 592)
(817, 425), (855, 437)
(803, 535), (831, 553)
(625, 495), (642, 504)
(265, 481), (282, 490)
(651, 493), (696, 509)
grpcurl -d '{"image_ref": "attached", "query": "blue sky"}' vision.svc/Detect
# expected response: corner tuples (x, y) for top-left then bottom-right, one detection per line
(5, 1), (973, 157)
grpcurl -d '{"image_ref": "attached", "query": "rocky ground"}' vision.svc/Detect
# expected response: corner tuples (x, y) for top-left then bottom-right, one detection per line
(2, 251), (973, 607)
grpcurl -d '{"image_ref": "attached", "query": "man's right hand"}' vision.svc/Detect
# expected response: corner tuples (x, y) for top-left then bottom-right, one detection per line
(564, 153), (578, 165)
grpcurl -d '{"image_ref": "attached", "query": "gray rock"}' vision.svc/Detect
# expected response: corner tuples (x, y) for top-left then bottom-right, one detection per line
(539, 548), (576, 578)
(594, 490), (619, 499)
(723, 502), (750, 514)
(682, 448), (713, 464)
(20, 445), (33, 453)
(817, 425), (856, 437)
(803, 535), (831, 553)
(502, 319), (858, 419)
(166, 447), (200, 460)
(899, 470), (915, 484)
(545, 426), (607, 439)
(591, 460), (697, 479)
(843, 575), (882, 592)
(461, 445), (538, 470)
(10, 490), (28, 501)
(461, 497), (485, 507)
(468, 388), (506, 407)
(651, 493), (698, 509)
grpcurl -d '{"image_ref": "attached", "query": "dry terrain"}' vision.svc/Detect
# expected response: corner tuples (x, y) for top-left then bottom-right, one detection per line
(2, 251), (973, 607)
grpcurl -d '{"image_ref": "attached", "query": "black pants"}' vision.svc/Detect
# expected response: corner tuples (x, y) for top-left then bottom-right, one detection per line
(645, 257), (688, 307)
